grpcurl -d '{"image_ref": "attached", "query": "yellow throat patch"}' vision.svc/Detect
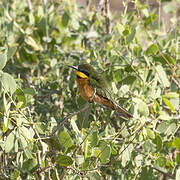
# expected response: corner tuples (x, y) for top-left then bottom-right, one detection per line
(75, 70), (88, 79)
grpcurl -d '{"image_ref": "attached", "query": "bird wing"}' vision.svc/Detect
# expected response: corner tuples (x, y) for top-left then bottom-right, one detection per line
(88, 73), (111, 100)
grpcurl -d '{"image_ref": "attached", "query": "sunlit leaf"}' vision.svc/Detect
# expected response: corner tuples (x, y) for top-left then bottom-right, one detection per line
(4, 131), (15, 153)
(1, 72), (17, 95)
(0, 52), (7, 70)
(61, 11), (70, 27)
(155, 65), (170, 88)
(59, 130), (73, 149)
(56, 154), (73, 166)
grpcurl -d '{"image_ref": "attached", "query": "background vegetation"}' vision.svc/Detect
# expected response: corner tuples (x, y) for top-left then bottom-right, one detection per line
(0, 0), (179, 179)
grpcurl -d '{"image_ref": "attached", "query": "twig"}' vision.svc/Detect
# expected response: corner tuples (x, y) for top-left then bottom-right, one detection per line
(36, 150), (45, 180)
(50, 103), (90, 137)
(135, 5), (180, 90)
(104, 0), (110, 34)
(150, 166), (175, 179)
(27, 0), (33, 12)
(90, 0), (105, 31)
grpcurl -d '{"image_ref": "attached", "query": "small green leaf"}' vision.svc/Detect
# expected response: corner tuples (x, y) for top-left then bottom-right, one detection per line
(56, 154), (73, 166)
(7, 46), (17, 60)
(152, 135), (162, 152)
(176, 153), (180, 166)
(156, 156), (166, 167)
(176, 169), (180, 180)
(89, 131), (99, 147)
(11, 169), (20, 179)
(59, 130), (73, 149)
(99, 141), (111, 163)
(61, 11), (70, 27)
(146, 44), (158, 55)
(146, 128), (155, 139)
(127, 26), (136, 44)
(173, 137), (180, 150)
(25, 36), (43, 51)
(155, 65), (170, 88)
(138, 100), (149, 117)
(121, 144), (134, 167)
(22, 158), (37, 171)
(0, 52), (7, 70)
(162, 97), (176, 112)
(23, 88), (36, 96)
(15, 88), (26, 108)
(1, 72), (17, 95)
(4, 131), (15, 153)
(75, 155), (84, 165)
(50, 58), (57, 68)
(163, 92), (179, 99)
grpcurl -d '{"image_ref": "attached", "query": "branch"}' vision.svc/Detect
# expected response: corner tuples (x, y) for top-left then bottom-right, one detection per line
(104, 0), (110, 34)
(49, 103), (90, 137)
(90, 0), (105, 31)
(36, 150), (45, 180)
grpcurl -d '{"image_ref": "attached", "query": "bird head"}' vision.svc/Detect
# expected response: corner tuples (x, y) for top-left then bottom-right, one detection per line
(69, 64), (93, 79)
(69, 63), (109, 88)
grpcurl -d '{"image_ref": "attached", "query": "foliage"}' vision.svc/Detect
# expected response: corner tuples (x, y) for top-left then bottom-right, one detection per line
(0, 0), (179, 179)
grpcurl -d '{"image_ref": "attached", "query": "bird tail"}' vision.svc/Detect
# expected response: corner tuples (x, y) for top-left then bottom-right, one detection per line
(99, 96), (133, 118)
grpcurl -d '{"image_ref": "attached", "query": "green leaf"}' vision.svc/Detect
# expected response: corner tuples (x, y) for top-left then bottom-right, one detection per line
(165, 123), (177, 136)
(25, 36), (43, 51)
(163, 92), (179, 99)
(89, 131), (99, 147)
(126, 25), (136, 44)
(121, 144), (134, 167)
(21, 126), (34, 141)
(23, 88), (36, 96)
(11, 169), (20, 179)
(59, 130), (73, 149)
(50, 58), (57, 68)
(0, 52), (7, 70)
(61, 11), (70, 27)
(146, 44), (158, 55)
(137, 99), (149, 117)
(146, 128), (155, 139)
(176, 169), (180, 180)
(156, 156), (166, 167)
(99, 141), (111, 163)
(152, 135), (162, 152)
(22, 158), (37, 171)
(7, 46), (17, 60)
(75, 155), (84, 165)
(162, 97), (176, 112)
(56, 154), (73, 166)
(1, 72), (17, 95)
(4, 131), (15, 153)
(176, 153), (180, 166)
(15, 88), (26, 108)
(155, 65), (170, 88)
(173, 137), (180, 150)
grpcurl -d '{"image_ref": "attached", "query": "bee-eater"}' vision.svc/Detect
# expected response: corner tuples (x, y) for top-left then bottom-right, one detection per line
(69, 64), (133, 118)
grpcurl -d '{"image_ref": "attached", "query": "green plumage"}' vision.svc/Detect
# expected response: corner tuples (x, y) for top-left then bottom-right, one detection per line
(78, 64), (110, 99)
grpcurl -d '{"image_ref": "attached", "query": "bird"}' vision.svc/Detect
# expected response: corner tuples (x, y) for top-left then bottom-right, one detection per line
(69, 63), (133, 118)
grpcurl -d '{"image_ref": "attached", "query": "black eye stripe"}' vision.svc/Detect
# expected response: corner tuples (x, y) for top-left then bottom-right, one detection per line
(78, 68), (89, 76)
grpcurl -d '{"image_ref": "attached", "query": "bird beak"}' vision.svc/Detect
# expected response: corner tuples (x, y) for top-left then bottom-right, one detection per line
(68, 65), (78, 71)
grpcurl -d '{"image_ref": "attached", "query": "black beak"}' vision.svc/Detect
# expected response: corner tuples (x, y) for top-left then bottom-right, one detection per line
(68, 65), (78, 71)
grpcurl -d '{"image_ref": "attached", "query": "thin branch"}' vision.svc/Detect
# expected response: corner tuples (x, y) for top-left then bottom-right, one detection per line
(36, 151), (45, 180)
(49, 103), (90, 137)
(27, 0), (33, 12)
(90, 0), (105, 31)
(150, 166), (175, 179)
(104, 0), (110, 34)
